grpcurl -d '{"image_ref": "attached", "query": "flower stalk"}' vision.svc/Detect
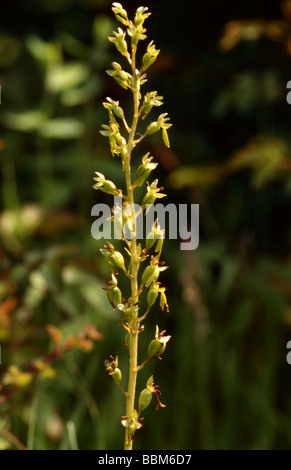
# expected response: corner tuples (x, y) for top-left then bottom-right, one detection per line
(94, 3), (172, 450)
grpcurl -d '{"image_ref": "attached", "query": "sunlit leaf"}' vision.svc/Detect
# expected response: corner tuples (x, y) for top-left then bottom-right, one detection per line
(38, 118), (85, 139)
(168, 165), (224, 190)
(26, 36), (62, 64)
(46, 62), (90, 94)
(60, 77), (102, 106)
(1, 111), (47, 132)
(226, 135), (290, 188)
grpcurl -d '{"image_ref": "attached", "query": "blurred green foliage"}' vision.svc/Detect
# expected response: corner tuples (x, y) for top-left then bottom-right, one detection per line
(1, 0), (291, 450)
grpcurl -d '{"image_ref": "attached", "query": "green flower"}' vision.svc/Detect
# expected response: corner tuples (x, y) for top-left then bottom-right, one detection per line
(147, 325), (171, 359)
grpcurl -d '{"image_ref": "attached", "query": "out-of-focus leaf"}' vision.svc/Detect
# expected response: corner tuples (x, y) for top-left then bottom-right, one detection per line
(226, 135), (291, 188)
(61, 77), (102, 106)
(35, 212), (84, 237)
(219, 20), (284, 52)
(46, 325), (63, 347)
(232, 299), (254, 337)
(1, 111), (47, 132)
(3, 365), (33, 388)
(212, 71), (282, 119)
(26, 36), (62, 65)
(54, 288), (81, 317)
(24, 270), (48, 308)
(168, 165), (224, 190)
(38, 118), (85, 139)
(219, 20), (265, 51)
(215, 258), (239, 305)
(0, 420), (7, 433)
(46, 62), (90, 94)
(0, 36), (20, 67)
(61, 32), (89, 58)
(62, 265), (116, 320)
(40, 262), (63, 293)
(93, 15), (114, 43)
(39, 0), (75, 13)
(0, 437), (11, 450)
(0, 204), (43, 240)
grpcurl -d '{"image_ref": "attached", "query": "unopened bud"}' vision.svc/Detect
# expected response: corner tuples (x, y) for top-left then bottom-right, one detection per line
(138, 388), (152, 413)
(101, 179), (121, 196)
(146, 121), (160, 135)
(142, 41), (160, 71)
(147, 284), (159, 308)
(148, 326), (171, 359)
(112, 367), (122, 385)
(104, 355), (122, 385)
(112, 286), (122, 305)
(111, 251), (126, 271)
(147, 338), (165, 359)
(142, 264), (159, 288)
(123, 331), (131, 349)
(146, 229), (157, 250)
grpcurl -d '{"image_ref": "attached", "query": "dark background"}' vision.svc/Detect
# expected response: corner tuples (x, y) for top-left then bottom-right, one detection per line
(1, 0), (291, 450)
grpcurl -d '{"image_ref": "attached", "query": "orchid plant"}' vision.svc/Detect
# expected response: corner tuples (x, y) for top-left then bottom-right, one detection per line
(94, 3), (172, 450)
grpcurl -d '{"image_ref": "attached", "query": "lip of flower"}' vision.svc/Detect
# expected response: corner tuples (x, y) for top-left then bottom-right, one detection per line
(153, 389), (166, 410)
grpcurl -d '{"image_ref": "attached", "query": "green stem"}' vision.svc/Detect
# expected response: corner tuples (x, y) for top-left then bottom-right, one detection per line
(124, 44), (141, 451)
(135, 357), (149, 373)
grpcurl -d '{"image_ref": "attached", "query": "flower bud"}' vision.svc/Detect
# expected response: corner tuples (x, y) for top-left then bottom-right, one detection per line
(108, 27), (128, 58)
(142, 180), (166, 212)
(123, 331), (131, 349)
(146, 220), (164, 251)
(155, 237), (164, 256)
(104, 274), (122, 307)
(134, 6), (150, 26)
(105, 355), (122, 385)
(101, 179), (121, 196)
(114, 105), (125, 120)
(142, 41), (160, 71)
(146, 228), (157, 250)
(138, 388), (152, 413)
(112, 367), (122, 385)
(147, 325), (171, 359)
(93, 172), (121, 196)
(112, 286), (122, 305)
(117, 302), (138, 322)
(142, 191), (156, 208)
(146, 375), (156, 392)
(111, 251), (126, 271)
(147, 284), (159, 308)
(146, 121), (160, 135)
(141, 264), (159, 288)
(111, 273), (118, 286)
(135, 167), (151, 188)
(103, 97), (125, 120)
(112, 3), (129, 26)
(106, 63), (132, 90)
(147, 338), (165, 359)
(134, 153), (158, 187)
(106, 288), (114, 306)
